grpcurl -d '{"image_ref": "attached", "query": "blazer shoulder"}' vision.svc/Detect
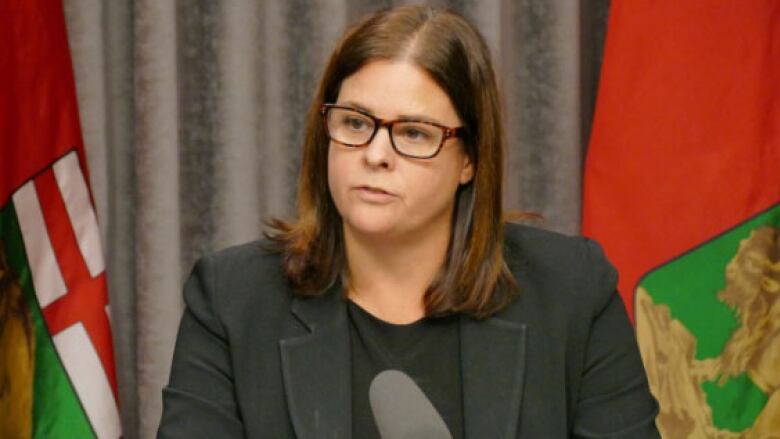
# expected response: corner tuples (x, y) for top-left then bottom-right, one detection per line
(501, 223), (619, 320)
(185, 239), (291, 321)
(197, 239), (282, 278)
(503, 222), (599, 260)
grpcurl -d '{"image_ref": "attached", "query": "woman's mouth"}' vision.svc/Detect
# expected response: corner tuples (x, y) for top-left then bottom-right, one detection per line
(359, 185), (390, 194)
(354, 185), (396, 203)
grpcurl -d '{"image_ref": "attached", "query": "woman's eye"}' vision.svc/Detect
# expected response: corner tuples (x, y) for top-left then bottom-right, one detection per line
(399, 126), (433, 142)
(343, 116), (370, 131)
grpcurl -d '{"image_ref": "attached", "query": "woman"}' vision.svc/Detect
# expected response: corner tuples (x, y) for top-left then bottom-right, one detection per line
(158, 5), (659, 438)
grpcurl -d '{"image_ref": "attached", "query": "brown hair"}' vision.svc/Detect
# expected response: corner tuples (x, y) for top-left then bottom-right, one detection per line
(266, 5), (517, 318)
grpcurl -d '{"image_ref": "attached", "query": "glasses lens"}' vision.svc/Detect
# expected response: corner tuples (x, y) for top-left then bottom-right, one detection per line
(326, 108), (375, 145)
(392, 122), (443, 157)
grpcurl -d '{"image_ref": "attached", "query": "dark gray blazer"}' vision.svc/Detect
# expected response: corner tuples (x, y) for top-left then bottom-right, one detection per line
(158, 224), (659, 438)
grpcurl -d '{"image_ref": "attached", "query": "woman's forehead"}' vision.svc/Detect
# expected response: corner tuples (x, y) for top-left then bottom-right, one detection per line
(336, 59), (461, 125)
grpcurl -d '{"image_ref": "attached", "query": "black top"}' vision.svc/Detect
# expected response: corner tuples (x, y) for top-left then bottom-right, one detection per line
(347, 300), (463, 439)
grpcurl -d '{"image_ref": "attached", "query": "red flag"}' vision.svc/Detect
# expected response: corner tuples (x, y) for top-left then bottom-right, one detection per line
(1, 0), (122, 437)
(582, 1), (780, 436)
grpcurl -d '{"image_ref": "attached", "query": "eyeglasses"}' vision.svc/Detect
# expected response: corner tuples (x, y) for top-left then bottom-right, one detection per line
(320, 104), (465, 159)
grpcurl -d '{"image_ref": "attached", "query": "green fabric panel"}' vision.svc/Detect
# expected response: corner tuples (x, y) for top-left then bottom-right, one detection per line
(0, 204), (94, 438)
(641, 240), (739, 360)
(702, 373), (768, 432)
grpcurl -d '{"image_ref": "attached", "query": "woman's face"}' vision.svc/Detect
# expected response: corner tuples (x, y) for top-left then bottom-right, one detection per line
(327, 59), (474, 241)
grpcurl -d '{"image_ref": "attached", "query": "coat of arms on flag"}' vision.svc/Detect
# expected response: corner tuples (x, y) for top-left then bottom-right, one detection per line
(635, 206), (780, 436)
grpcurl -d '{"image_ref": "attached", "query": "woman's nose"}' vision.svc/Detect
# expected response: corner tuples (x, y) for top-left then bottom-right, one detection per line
(362, 126), (394, 169)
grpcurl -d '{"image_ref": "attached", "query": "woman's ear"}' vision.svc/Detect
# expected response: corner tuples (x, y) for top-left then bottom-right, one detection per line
(459, 154), (475, 185)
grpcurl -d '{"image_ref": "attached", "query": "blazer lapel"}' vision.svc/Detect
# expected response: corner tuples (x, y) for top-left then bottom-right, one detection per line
(460, 315), (527, 439)
(280, 280), (351, 439)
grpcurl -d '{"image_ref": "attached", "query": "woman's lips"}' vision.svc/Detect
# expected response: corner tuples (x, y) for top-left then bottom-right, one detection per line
(353, 185), (397, 203)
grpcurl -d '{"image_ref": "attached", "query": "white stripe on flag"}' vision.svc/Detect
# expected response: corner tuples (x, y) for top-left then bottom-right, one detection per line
(12, 180), (68, 307)
(53, 323), (121, 439)
(53, 151), (105, 277)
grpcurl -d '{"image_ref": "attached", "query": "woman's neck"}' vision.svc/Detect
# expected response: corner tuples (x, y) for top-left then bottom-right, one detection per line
(343, 224), (451, 324)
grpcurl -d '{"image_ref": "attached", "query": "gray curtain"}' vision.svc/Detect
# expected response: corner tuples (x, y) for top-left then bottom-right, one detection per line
(62, 0), (609, 437)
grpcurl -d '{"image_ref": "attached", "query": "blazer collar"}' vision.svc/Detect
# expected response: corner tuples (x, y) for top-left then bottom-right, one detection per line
(280, 279), (352, 439)
(280, 282), (528, 439)
(460, 315), (527, 438)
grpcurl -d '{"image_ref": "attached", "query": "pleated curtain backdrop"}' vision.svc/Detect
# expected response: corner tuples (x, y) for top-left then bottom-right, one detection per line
(62, 0), (609, 437)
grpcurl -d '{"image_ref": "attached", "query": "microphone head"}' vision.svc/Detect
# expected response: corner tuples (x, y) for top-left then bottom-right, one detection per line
(368, 369), (452, 439)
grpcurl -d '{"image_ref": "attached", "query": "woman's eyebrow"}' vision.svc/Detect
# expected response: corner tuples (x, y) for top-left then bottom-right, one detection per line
(337, 100), (373, 114)
(337, 100), (445, 125)
(397, 114), (444, 125)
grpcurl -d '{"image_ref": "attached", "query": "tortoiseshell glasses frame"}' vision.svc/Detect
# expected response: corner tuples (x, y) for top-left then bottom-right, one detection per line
(320, 103), (465, 159)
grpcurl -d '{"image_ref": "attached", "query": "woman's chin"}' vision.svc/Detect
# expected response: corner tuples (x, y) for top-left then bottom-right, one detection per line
(342, 215), (405, 239)
(345, 223), (397, 238)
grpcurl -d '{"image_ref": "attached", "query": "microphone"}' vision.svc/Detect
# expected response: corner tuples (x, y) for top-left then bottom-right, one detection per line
(368, 369), (453, 439)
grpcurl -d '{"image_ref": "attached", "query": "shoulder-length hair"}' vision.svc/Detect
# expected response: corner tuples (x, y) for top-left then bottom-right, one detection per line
(267, 5), (516, 318)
